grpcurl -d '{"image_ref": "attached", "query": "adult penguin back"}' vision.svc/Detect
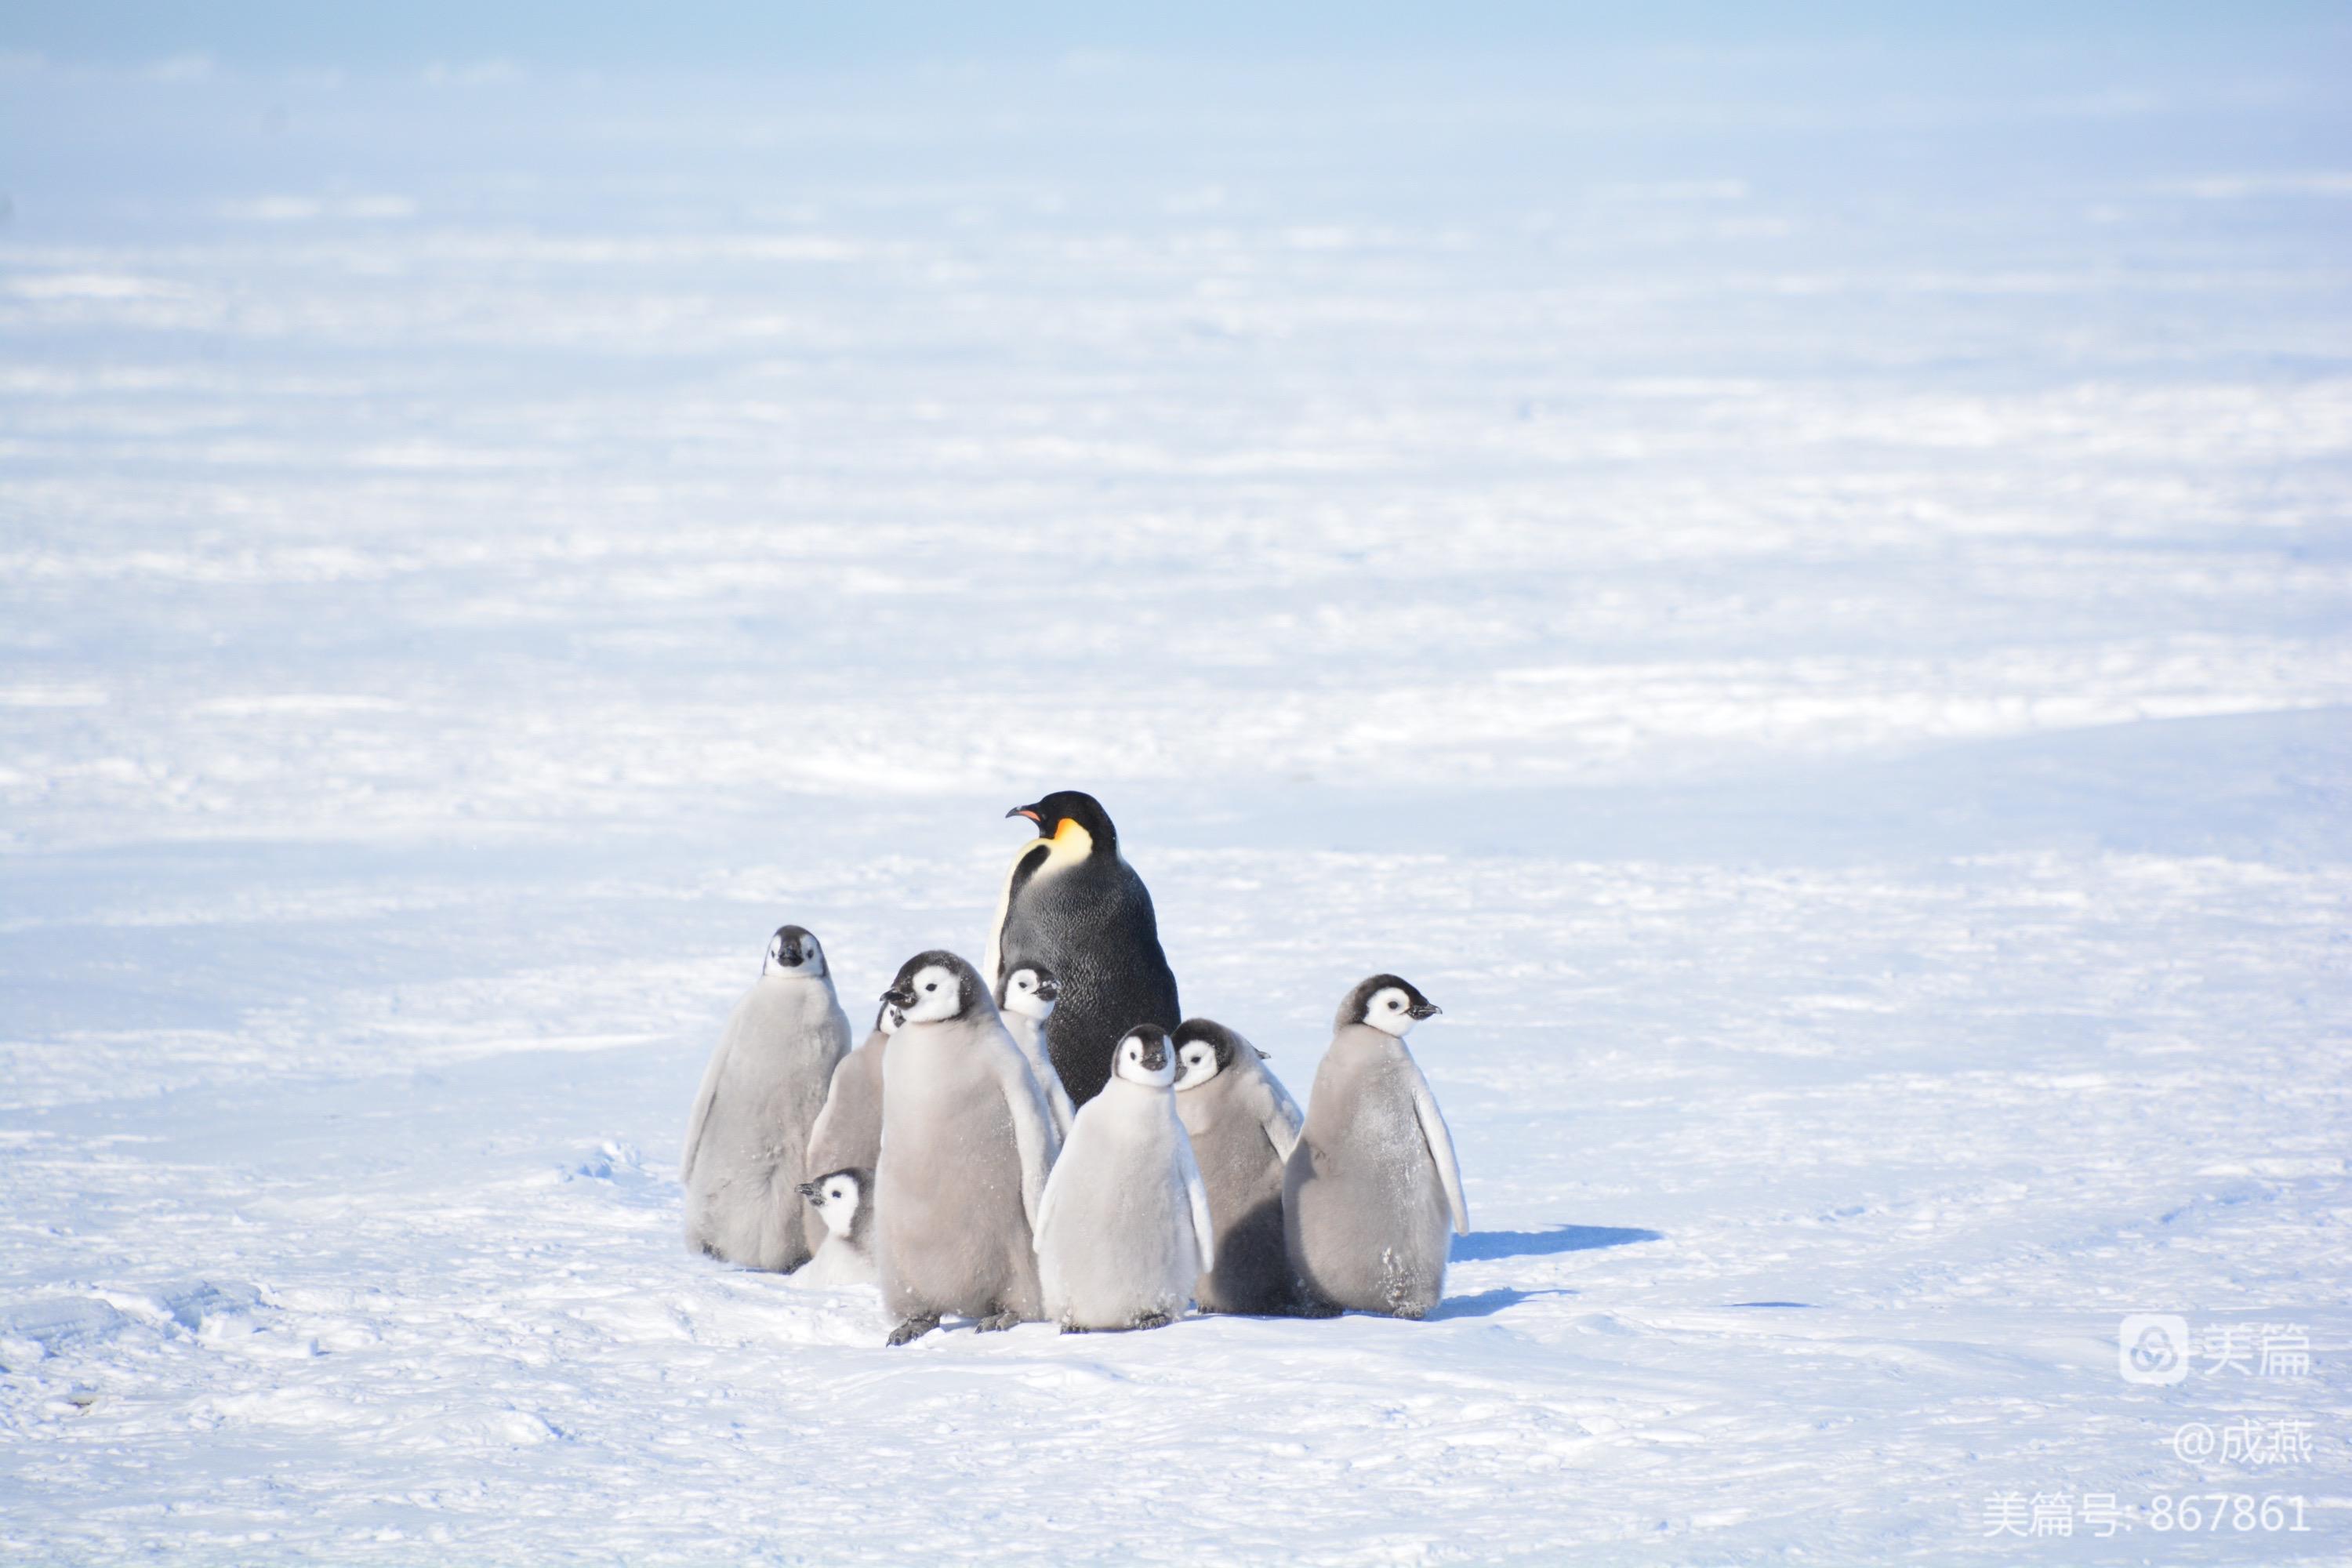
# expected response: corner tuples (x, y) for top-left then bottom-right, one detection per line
(991, 790), (1180, 1106)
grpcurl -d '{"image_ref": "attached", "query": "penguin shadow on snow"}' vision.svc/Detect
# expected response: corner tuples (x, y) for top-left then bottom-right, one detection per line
(1449, 1224), (1662, 1262)
(1430, 1225), (1664, 1320)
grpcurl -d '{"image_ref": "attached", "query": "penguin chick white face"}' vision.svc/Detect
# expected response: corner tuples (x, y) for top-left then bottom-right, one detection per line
(1342, 973), (1442, 1038)
(763, 924), (826, 978)
(1172, 1018), (1247, 1091)
(891, 964), (962, 1024)
(797, 1169), (865, 1240)
(1174, 1036), (1221, 1090)
(1113, 1025), (1176, 1088)
(881, 949), (988, 1026)
(999, 965), (1059, 1022)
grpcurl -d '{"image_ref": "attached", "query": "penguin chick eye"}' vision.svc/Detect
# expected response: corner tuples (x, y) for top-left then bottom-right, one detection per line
(924, 982), (937, 993)
(1388, 998), (1402, 1009)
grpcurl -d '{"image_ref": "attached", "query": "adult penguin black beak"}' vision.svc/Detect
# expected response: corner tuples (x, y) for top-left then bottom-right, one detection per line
(1409, 1000), (1443, 1020)
(1007, 804), (1044, 829)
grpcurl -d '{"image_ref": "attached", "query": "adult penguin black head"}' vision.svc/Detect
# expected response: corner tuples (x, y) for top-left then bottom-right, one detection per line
(1007, 790), (1118, 855)
(880, 950), (992, 1025)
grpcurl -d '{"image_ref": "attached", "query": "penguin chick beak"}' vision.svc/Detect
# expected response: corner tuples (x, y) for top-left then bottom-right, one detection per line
(881, 984), (916, 1008)
(1035, 979), (1060, 1004)
(1409, 1001), (1443, 1020)
(796, 1181), (820, 1203)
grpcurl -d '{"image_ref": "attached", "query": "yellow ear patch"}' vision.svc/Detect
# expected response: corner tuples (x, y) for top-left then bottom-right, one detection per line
(1051, 818), (1094, 851)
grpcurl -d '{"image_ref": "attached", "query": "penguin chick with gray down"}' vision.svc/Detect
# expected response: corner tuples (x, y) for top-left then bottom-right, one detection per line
(794, 1167), (877, 1289)
(873, 951), (1062, 1345)
(984, 790), (1181, 1107)
(1172, 1018), (1305, 1316)
(803, 998), (902, 1245)
(681, 925), (853, 1271)
(1283, 975), (1468, 1319)
(1034, 1025), (1216, 1333)
(996, 962), (1076, 1139)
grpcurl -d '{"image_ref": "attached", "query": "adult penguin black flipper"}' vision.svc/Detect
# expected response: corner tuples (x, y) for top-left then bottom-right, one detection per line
(984, 790), (1181, 1107)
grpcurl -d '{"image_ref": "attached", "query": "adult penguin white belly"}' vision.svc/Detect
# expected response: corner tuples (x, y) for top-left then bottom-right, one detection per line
(984, 789), (1181, 1107)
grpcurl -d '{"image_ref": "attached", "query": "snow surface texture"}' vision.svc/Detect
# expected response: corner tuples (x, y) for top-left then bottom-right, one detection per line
(3, 27), (2350, 1566)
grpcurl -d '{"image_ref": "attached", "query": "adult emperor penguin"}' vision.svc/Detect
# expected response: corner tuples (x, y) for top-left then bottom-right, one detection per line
(1033, 1025), (1215, 1332)
(681, 925), (853, 1271)
(795, 1167), (877, 1289)
(996, 962), (1076, 1138)
(804, 998), (902, 1243)
(1283, 975), (1468, 1319)
(984, 790), (1181, 1108)
(873, 951), (1061, 1345)
(1172, 1018), (1305, 1316)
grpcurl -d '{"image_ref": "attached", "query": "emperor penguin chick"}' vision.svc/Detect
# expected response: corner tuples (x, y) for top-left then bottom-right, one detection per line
(984, 790), (1181, 1107)
(996, 963), (1076, 1139)
(804, 998), (902, 1243)
(873, 951), (1061, 1345)
(1283, 975), (1468, 1319)
(681, 925), (853, 1271)
(1034, 1025), (1216, 1332)
(1172, 1018), (1304, 1316)
(795, 1167), (877, 1289)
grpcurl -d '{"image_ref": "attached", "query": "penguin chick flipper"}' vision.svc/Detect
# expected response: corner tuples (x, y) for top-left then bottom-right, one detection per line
(975, 1309), (1025, 1333)
(991, 1044), (1059, 1230)
(886, 1315), (941, 1347)
(1405, 1059), (1471, 1236)
(1254, 1070), (1305, 1163)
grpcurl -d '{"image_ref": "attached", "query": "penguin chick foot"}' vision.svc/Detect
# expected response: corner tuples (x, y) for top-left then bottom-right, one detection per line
(1127, 1310), (1174, 1330)
(1292, 1298), (1345, 1319)
(886, 1315), (940, 1347)
(975, 1310), (1025, 1333)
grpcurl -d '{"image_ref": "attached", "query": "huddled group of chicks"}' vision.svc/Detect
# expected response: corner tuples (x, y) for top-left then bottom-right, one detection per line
(680, 790), (1467, 1345)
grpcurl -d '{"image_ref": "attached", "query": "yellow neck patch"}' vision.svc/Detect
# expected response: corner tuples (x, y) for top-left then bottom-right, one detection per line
(1050, 818), (1094, 853)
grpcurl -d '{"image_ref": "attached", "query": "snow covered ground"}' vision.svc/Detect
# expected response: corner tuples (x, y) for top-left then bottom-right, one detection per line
(3, 22), (2349, 1563)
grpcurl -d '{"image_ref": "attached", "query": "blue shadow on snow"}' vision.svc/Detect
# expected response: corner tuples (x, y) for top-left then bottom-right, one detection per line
(1430, 1287), (1577, 1319)
(1450, 1225), (1662, 1262)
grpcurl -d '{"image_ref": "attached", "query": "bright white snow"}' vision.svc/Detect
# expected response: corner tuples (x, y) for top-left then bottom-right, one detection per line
(2, 29), (2348, 1565)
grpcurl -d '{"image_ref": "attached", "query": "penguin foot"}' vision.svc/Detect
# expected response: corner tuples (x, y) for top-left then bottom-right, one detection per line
(1057, 1319), (1093, 1335)
(1127, 1310), (1174, 1331)
(1292, 1298), (1345, 1319)
(975, 1310), (1025, 1334)
(886, 1315), (940, 1347)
